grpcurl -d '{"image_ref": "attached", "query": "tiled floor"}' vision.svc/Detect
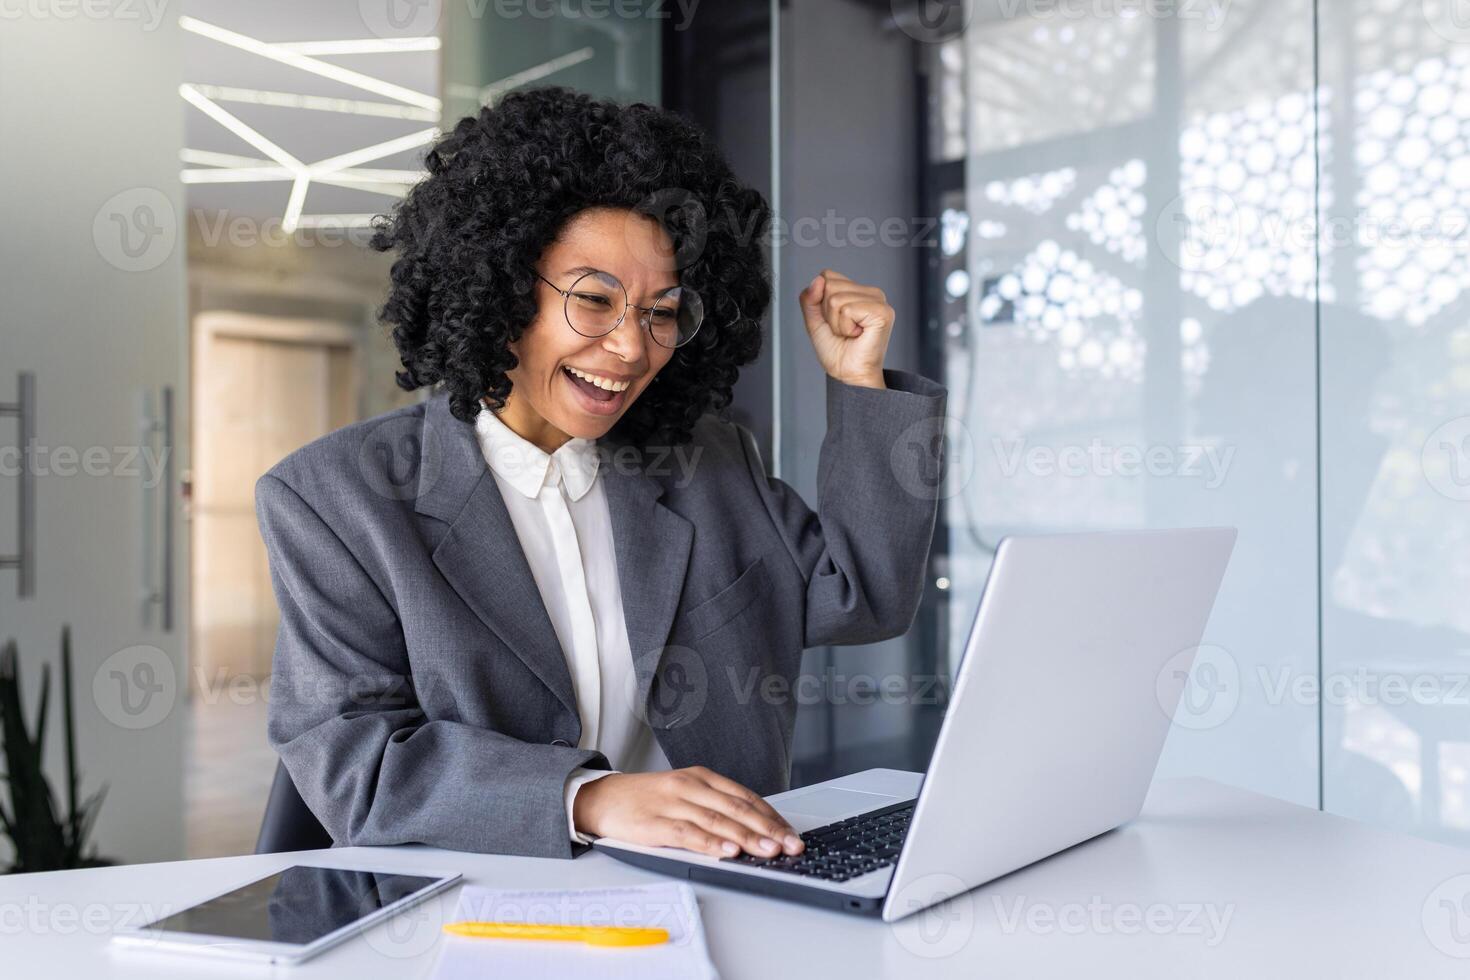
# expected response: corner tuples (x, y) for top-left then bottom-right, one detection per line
(184, 691), (277, 859)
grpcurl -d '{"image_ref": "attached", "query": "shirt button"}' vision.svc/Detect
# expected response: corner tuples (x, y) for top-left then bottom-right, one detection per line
(551, 738), (571, 747)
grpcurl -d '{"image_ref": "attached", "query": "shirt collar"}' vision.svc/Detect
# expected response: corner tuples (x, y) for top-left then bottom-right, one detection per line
(473, 404), (600, 501)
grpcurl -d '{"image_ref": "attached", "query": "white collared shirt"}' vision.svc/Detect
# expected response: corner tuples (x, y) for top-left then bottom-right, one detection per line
(474, 407), (670, 843)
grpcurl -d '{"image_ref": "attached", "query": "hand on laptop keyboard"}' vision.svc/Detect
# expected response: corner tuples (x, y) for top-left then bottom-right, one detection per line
(722, 800), (914, 882)
(573, 767), (806, 860)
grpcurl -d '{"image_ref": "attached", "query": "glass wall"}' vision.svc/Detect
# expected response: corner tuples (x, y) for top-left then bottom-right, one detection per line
(929, 0), (1470, 846)
(938, 0), (1321, 808)
(926, 0), (1470, 841)
(442, 2), (660, 120)
(1318, 2), (1470, 843)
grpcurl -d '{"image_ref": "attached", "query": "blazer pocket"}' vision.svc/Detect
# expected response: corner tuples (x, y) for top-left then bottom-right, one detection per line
(682, 555), (775, 641)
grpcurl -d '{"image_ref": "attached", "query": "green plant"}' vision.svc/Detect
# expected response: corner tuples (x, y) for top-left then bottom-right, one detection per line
(0, 626), (110, 873)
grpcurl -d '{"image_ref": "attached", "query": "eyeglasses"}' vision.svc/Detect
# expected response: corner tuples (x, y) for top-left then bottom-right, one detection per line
(535, 269), (704, 349)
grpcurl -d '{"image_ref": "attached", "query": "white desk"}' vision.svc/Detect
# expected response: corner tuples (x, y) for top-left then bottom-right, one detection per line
(4, 778), (1468, 978)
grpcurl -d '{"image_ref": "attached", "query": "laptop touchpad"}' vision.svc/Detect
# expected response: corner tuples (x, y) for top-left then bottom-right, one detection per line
(779, 787), (900, 820)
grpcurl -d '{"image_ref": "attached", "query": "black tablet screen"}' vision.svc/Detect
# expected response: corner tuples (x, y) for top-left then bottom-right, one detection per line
(138, 866), (445, 945)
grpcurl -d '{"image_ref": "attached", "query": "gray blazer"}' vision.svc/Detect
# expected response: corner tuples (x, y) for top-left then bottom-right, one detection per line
(257, 369), (946, 859)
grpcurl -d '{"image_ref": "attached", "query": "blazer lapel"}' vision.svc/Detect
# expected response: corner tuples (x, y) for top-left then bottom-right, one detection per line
(600, 452), (694, 717)
(413, 394), (579, 723)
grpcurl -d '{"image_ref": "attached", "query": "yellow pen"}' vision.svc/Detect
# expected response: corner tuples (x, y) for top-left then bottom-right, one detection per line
(442, 921), (670, 947)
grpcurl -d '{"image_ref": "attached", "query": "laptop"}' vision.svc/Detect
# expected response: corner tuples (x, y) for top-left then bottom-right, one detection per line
(595, 527), (1237, 921)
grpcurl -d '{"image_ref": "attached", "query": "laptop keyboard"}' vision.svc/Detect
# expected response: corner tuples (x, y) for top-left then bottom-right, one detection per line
(722, 800), (915, 882)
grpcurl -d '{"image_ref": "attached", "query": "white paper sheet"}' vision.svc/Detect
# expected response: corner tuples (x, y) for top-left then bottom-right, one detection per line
(429, 881), (718, 980)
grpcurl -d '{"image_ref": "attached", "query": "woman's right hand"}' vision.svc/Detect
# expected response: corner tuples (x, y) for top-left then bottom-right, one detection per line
(572, 767), (805, 859)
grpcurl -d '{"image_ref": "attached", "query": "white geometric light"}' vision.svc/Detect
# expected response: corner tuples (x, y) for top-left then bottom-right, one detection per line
(273, 37), (441, 56)
(449, 46), (598, 107)
(180, 16), (598, 233)
(179, 16), (440, 111)
(185, 83), (439, 123)
(178, 17), (441, 233)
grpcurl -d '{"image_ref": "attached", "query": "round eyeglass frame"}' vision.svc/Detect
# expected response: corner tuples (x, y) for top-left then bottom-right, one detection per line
(534, 270), (703, 349)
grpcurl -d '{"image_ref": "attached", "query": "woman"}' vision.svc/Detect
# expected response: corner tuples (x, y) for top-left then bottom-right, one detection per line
(257, 86), (946, 862)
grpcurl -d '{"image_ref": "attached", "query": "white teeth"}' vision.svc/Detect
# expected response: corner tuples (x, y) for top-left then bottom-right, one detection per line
(566, 366), (631, 392)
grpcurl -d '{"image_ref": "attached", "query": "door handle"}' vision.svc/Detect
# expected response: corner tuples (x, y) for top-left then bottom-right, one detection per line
(140, 385), (174, 631)
(0, 372), (35, 598)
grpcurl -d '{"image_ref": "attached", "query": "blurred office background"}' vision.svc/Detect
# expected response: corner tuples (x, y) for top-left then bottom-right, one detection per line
(2, 0), (1467, 866)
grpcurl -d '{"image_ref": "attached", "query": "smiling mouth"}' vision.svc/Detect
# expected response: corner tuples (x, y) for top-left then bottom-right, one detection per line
(561, 365), (633, 414)
(564, 365), (633, 392)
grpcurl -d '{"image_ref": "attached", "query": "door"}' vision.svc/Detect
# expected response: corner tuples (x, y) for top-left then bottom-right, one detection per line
(190, 313), (359, 691)
(0, 14), (188, 865)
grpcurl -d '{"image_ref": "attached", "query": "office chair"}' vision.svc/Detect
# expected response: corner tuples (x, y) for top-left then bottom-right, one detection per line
(255, 760), (334, 854)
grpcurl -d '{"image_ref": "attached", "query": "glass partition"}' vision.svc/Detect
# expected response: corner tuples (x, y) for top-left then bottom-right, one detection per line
(442, 3), (660, 120)
(921, 0), (1470, 842)
(935, 1), (1322, 807)
(1318, 3), (1470, 844)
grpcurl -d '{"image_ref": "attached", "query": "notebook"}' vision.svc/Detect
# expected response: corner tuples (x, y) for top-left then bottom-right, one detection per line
(429, 881), (718, 980)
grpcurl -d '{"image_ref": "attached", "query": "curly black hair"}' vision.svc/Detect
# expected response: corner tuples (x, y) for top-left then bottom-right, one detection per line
(368, 85), (771, 446)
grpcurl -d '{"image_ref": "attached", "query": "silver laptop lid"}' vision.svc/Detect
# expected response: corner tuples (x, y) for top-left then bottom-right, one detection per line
(882, 527), (1236, 922)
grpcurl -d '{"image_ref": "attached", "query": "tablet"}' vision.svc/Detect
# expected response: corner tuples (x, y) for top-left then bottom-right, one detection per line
(111, 864), (462, 965)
